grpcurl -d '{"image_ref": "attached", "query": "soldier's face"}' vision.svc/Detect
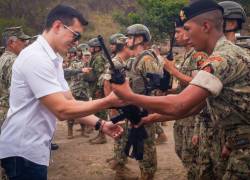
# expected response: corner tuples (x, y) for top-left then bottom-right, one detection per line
(55, 18), (84, 55)
(11, 38), (27, 55)
(184, 20), (207, 51)
(109, 44), (117, 53)
(175, 27), (190, 46)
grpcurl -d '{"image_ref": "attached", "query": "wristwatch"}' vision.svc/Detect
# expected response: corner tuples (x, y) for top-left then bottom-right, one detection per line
(94, 118), (102, 131)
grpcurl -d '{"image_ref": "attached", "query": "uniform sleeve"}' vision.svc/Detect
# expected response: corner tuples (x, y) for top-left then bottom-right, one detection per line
(22, 55), (64, 99)
(190, 55), (228, 96)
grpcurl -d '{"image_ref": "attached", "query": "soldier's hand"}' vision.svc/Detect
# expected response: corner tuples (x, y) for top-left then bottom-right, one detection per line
(135, 113), (161, 128)
(102, 121), (123, 139)
(111, 79), (133, 100)
(106, 92), (127, 108)
(164, 58), (175, 74)
(221, 145), (231, 159)
(192, 135), (199, 146)
(82, 67), (92, 73)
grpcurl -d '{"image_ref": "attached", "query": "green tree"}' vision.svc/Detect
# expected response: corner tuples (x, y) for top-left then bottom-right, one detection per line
(113, 0), (188, 42)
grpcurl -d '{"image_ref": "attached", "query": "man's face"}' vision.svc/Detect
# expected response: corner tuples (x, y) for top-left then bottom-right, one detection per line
(184, 20), (207, 51)
(109, 44), (117, 54)
(224, 19), (238, 32)
(55, 18), (84, 55)
(10, 38), (28, 55)
(82, 54), (91, 63)
(175, 27), (190, 46)
(126, 35), (143, 49)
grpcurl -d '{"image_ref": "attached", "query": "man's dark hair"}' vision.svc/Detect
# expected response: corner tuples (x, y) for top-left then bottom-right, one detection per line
(45, 4), (88, 30)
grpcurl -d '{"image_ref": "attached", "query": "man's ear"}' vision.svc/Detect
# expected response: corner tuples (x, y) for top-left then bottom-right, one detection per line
(202, 21), (211, 33)
(52, 20), (62, 34)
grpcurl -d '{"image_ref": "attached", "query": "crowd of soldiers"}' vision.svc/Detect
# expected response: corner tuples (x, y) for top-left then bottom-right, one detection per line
(0, 0), (250, 180)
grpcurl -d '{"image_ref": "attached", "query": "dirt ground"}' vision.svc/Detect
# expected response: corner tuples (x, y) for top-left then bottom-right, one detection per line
(48, 121), (187, 180)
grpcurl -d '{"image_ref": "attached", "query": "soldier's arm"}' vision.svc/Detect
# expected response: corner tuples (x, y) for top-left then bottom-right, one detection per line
(164, 51), (208, 85)
(165, 62), (192, 85)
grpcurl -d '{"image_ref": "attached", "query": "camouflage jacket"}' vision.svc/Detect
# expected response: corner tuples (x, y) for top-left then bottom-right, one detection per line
(0, 51), (17, 108)
(126, 50), (163, 95)
(68, 60), (89, 98)
(87, 51), (107, 98)
(176, 48), (208, 127)
(190, 36), (250, 147)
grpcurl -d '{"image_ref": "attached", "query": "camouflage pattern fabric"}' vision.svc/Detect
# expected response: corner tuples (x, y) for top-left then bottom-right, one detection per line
(155, 122), (164, 135)
(174, 48), (208, 180)
(127, 50), (164, 175)
(66, 59), (90, 133)
(88, 51), (107, 119)
(192, 36), (250, 179)
(102, 55), (129, 166)
(0, 51), (17, 128)
(69, 60), (89, 100)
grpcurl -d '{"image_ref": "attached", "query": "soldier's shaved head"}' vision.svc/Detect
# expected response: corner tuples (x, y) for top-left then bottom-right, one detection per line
(192, 10), (224, 32)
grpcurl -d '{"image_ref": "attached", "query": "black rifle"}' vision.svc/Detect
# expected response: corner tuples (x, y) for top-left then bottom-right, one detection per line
(97, 35), (148, 160)
(236, 36), (250, 40)
(64, 69), (82, 80)
(159, 25), (176, 91)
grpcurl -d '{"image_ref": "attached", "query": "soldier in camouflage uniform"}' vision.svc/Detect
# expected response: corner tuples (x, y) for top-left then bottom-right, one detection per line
(87, 37), (108, 144)
(66, 44), (91, 139)
(125, 24), (165, 180)
(192, 2), (249, 179)
(102, 33), (138, 180)
(0, 27), (30, 128)
(150, 45), (168, 145)
(111, 2), (250, 180)
(0, 26), (30, 180)
(163, 18), (208, 180)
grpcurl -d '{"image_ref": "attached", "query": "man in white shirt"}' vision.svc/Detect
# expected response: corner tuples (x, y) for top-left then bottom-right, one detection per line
(0, 5), (123, 180)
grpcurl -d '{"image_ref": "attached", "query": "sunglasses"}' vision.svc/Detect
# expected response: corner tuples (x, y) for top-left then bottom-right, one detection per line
(63, 24), (81, 42)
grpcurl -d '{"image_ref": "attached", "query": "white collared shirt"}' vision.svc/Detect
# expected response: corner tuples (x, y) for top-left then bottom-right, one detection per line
(0, 35), (69, 166)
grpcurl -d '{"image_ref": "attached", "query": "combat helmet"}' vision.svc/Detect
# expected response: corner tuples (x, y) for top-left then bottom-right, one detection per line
(77, 43), (89, 51)
(88, 38), (101, 47)
(126, 24), (151, 42)
(219, 1), (246, 22)
(109, 33), (127, 45)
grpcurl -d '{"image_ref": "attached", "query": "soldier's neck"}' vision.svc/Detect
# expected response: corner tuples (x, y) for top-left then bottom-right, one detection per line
(225, 32), (236, 44)
(204, 31), (224, 55)
(133, 46), (145, 57)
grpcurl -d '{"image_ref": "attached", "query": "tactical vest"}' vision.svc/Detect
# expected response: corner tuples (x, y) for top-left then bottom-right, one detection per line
(126, 50), (163, 95)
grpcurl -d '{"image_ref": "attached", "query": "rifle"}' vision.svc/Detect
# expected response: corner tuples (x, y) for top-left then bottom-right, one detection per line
(160, 24), (176, 90)
(236, 36), (250, 41)
(64, 69), (82, 80)
(97, 35), (148, 160)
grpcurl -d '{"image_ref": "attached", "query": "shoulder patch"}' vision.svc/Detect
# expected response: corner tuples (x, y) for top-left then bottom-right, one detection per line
(141, 55), (154, 63)
(192, 51), (208, 60)
(207, 56), (223, 62)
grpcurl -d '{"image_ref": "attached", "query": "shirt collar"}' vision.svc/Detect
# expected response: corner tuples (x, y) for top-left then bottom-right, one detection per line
(37, 35), (62, 63)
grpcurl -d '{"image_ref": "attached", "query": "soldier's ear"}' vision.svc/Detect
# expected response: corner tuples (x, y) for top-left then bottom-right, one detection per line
(202, 21), (211, 33)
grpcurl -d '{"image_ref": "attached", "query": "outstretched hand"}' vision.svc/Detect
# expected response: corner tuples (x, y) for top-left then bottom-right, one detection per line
(102, 121), (123, 139)
(111, 79), (134, 101)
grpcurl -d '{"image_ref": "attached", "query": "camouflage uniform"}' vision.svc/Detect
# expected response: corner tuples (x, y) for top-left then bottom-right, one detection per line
(190, 36), (250, 179)
(102, 55), (129, 167)
(66, 59), (90, 138)
(0, 51), (17, 128)
(87, 51), (107, 119)
(127, 50), (164, 177)
(174, 49), (208, 180)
